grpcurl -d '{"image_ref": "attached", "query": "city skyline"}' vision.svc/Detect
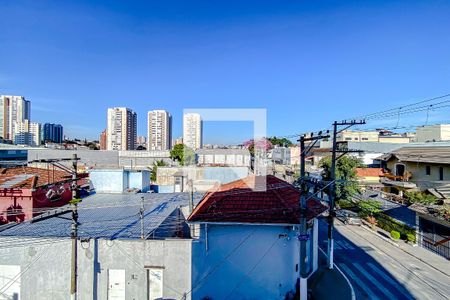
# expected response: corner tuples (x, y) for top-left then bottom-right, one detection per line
(2, 1), (450, 143)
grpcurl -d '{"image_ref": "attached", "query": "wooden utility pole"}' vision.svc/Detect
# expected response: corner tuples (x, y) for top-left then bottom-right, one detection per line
(70, 154), (78, 300)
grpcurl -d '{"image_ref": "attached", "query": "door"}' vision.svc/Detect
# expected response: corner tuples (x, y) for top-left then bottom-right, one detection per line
(108, 269), (125, 300)
(148, 268), (163, 300)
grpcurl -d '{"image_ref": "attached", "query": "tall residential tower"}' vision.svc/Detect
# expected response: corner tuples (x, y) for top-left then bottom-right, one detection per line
(107, 107), (137, 150)
(0, 95), (31, 140)
(147, 110), (172, 150)
(183, 113), (202, 150)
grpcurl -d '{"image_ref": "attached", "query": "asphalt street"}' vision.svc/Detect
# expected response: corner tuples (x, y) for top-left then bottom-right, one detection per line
(318, 219), (450, 300)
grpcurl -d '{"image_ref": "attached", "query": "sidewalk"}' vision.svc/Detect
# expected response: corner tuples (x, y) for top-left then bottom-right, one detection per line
(308, 249), (354, 300)
(398, 237), (450, 277)
(360, 221), (450, 277)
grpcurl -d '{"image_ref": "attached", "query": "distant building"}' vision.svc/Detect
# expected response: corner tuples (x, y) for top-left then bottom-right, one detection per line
(147, 110), (172, 150)
(196, 149), (251, 167)
(290, 146), (301, 165)
(42, 123), (63, 143)
(99, 129), (107, 150)
(13, 120), (41, 147)
(337, 130), (379, 142)
(136, 135), (146, 148)
(355, 167), (384, 187)
(271, 146), (291, 165)
(107, 107), (137, 150)
(416, 124), (450, 142)
(183, 113), (202, 150)
(174, 136), (183, 146)
(0, 95), (31, 140)
(337, 130), (411, 144)
(379, 146), (450, 198)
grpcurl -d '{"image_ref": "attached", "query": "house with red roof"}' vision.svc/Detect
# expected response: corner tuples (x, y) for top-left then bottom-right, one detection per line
(188, 175), (327, 299)
(0, 166), (81, 225)
(355, 167), (384, 187)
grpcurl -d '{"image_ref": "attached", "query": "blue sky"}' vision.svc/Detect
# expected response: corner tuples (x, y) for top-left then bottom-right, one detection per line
(1, 0), (450, 143)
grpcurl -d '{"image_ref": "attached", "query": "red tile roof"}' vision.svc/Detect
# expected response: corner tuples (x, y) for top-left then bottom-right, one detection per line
(356, 168), (384, 178)
(188, 175), (327, 224)
(0, 167), (72, 188)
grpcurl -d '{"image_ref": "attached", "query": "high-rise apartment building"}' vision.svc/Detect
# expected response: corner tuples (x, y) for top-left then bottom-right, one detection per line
(13, 120), (41, 146)
(42, 123), (64, 143)
(99, 129), (107, 150)
(107, 107), (137, 150)
(147, 110), (172, 150)
(183, 113), (202, 150)
(0, 95), (31, 140)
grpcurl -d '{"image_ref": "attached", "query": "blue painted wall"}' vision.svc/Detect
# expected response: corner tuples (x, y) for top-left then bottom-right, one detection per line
(90, 169), (151, 193)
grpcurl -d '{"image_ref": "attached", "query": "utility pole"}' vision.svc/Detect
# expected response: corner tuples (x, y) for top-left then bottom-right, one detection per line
(297, 132), (329, 299)
(71, 154), (79, 300)
(327, 120), (365, 269)
(188, 179), (195, 238)
(140, 196), (145, 240)
(298, 136), (308, 300)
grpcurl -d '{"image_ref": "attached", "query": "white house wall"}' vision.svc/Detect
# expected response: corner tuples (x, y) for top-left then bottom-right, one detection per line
(192, 224), (300, 299)
(0, 238), (192, 300)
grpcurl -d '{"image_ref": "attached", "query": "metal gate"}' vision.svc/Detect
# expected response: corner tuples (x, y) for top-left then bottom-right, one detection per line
(419, 217), (450, 259)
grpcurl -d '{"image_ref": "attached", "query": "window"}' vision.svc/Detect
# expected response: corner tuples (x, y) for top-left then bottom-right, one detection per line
(345, 137), (352, 141)
(426, 166), (431, 176)
(362, 138), (369, 141)
(439, 167), (444, 181)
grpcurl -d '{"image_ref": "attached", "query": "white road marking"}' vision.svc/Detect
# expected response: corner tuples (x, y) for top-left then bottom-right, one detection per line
(353, 263), (397, 300)
(338, 263), (381, 300)
(367, 263), (415, 300)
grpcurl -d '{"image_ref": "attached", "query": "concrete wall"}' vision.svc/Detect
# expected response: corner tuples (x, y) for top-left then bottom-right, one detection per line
(197, 153), (251, 167)
(0, 237), (192, 300)
(416, 125), (450, 142)
(27, 149), (172, 170)
(192, 224), (310, 299)
(89, 169), (127, 193)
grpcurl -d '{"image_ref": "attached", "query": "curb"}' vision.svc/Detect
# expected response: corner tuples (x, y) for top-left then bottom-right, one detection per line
(318, 247), (356, 300)
(350, 221), (450, 279)
(397, 244), (450, 278)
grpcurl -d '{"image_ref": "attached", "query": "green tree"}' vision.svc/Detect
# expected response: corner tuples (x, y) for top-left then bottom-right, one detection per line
(357, 199), (382, 218)
(319, 155), (363, 201)
(267, 136), (293, 147)
(170, 144), (195, 166)
(150, 160), (167, 182)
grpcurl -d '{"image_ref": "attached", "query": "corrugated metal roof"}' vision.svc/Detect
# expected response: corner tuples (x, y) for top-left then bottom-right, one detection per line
(0, 192), (204, 240)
